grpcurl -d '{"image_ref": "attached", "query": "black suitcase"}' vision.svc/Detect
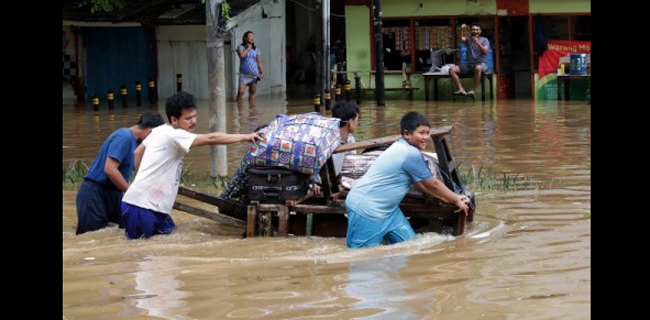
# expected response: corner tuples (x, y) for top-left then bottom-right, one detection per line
(248, 167), (310, 203)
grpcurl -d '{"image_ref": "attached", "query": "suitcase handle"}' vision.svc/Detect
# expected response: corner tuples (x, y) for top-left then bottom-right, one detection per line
(267, 173), (282, 183)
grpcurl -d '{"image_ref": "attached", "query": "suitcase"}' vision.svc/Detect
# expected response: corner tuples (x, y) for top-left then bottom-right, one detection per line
(248, 167), (310, 203)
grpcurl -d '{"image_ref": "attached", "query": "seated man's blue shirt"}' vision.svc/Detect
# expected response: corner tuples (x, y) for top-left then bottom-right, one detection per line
(84, 128), (136, 189)
(345, 138), (433, 220)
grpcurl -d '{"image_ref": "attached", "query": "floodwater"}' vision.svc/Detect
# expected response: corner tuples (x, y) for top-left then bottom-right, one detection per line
(63, 95), (590, 319)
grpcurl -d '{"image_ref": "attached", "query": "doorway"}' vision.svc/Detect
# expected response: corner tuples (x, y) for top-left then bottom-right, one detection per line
(498, 16), (531, 99)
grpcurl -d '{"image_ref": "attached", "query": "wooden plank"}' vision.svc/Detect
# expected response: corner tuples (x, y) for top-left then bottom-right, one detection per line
(173, 201), (246, 228)
(178, 186), (246, 220)
(334, 126), (453, 153)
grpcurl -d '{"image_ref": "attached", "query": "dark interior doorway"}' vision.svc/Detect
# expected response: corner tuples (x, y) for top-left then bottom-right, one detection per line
(498, 16), (531, 99)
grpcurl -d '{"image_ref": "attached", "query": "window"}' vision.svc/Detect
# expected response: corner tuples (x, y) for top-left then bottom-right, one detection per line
(413, 18), (453, 72)
(381, 19), (411, 71)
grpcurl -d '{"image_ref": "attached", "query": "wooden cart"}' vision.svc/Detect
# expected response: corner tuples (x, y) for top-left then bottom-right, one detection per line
(173, 125), (475, 238)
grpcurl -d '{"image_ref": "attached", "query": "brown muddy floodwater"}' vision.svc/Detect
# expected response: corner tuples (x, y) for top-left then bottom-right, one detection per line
(63, 96), (590, 319)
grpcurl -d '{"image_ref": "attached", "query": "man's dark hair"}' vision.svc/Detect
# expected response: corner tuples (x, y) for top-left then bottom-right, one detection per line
(400, 111), (430, 134)
(137, 112), (165, 129)
(165, 91), (197, 123)
(332, 101), (360, 127)
(471, 22), (482, 29)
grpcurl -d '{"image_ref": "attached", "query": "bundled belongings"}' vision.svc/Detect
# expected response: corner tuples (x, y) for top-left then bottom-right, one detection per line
(341, 149), (442, 198)
(247, 112), (342, 176)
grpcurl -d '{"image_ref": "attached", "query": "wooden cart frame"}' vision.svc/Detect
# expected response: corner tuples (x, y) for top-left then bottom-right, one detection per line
(174, 126), (475, 238)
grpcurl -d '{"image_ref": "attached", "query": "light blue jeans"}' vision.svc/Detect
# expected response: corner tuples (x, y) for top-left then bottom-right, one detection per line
(345, 205), (416, 248)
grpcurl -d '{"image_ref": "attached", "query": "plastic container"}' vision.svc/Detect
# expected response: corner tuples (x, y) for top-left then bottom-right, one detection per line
(570, 53), (588, 75)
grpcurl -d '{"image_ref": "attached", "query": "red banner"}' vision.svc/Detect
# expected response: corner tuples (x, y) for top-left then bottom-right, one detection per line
(539, 40), (591, 79)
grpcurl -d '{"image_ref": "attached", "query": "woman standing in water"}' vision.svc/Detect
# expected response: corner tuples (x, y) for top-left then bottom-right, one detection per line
(237, 31), (264, 102)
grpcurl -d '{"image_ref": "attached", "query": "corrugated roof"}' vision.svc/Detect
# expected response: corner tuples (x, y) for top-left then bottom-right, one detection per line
(62, 0), (263, 25)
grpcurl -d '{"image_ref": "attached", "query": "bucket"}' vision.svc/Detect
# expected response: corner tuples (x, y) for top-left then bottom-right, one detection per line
(570, 53), (588, 75)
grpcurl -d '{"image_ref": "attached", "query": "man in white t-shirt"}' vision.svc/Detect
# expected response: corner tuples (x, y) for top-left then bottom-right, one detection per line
(121, 91), (261, 239)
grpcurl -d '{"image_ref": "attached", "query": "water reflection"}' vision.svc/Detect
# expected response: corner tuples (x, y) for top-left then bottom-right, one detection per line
(345, 255), (418, 319)
(132, 256), (191, 320)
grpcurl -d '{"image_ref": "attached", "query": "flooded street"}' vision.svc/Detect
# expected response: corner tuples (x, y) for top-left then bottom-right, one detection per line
(63, 96), (590, 319)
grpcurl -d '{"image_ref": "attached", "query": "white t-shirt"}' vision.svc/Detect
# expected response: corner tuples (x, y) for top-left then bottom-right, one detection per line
(122, 124), (196, 214)
(332, 133), (356, 175)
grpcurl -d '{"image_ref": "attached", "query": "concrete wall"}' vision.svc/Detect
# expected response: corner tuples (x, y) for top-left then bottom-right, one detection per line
(157, 25), (211, 100)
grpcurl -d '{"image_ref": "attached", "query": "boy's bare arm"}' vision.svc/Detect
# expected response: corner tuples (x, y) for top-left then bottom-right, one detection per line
(414, 177), (469, 215)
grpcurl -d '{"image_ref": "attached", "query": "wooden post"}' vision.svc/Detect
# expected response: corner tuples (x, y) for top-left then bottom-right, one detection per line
(306, 213), (313, 236)
(247, 204), (257, 237)
(278, 205), (289, 236)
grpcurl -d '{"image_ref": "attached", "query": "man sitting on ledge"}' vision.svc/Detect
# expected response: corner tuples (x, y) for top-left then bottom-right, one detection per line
(449, 23), (490, 97)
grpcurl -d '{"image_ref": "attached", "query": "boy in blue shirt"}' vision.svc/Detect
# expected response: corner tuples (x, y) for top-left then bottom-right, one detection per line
(75, 112), (165, 235)
(345, 112), (469, 248)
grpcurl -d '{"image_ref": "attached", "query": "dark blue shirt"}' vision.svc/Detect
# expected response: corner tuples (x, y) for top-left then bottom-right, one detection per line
(84, 128), (136, 189)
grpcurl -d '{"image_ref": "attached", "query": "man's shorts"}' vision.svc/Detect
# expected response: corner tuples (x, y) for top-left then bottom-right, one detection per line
(459, 62), (489, 76)
(121, 202), (177, 240)
(345, 205), (416, 248)
(76, 179), (124, 235)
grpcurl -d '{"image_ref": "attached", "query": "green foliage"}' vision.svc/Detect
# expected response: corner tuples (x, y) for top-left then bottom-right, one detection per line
(457, 165), (562, 191)
(77, 0), (126, 13)
(63, 159), (89, 184)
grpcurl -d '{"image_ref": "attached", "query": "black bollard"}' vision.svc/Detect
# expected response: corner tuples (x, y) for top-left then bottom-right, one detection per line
(176, 74), (183, 92)
(107, 90), (114, 109)
(313, 93), (321, 113)
(325, 89), (332, 111)
(344, 80), (351, 102)
(121, 85), (128, 107)
(92, 94), (99, 111)
(135, 81), (142, 106)
(148, 79), (156, 104)
(335, 85), (342, 102)
(355, 76), (362, 105)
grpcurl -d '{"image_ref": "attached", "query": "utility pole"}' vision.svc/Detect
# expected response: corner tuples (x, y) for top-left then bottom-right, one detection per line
(321, 0), (331, 106)
(372, 0), (385, 106)
(206, 0), (228, 177)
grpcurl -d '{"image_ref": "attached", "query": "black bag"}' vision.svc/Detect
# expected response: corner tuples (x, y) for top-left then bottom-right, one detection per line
(248, 167), (310, 203)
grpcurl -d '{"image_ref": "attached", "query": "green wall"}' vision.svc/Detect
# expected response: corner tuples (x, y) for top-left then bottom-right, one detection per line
(345, 5), (371, 72)
(382, 0), (497, 17)
(529, 0), (590, 13)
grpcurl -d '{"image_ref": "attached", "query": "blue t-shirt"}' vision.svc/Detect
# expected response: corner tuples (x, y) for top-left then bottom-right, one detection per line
(84, 128), (136, 189)
(345, 138), (433, 220)
(464, 36), (489, 64)
(238, 44), (260, 75)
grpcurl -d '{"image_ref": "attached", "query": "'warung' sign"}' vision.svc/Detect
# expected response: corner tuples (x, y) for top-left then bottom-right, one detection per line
(538, 40), (591, 100)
